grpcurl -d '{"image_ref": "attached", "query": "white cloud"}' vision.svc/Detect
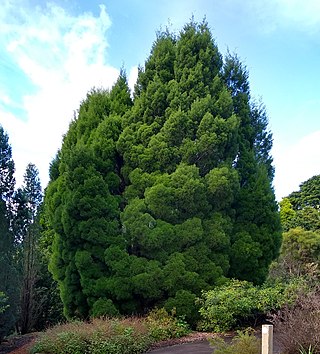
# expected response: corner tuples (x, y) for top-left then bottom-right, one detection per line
(128, 66), (138, 95)
(0, 3), (119, 188)
(249, 0), (320, 34)
(273, 130), (320, 200)
(222, 0), (320, 35)
(276, 0), (320, 30)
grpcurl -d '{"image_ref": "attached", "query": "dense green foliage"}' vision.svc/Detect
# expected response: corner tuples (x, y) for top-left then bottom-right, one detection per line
(274, 175), (320, 282)
(44, 21), (280, 321)
(269, 226), (320, 284)
(280, 175), (320, 232)
(46, 77), (131, 319)
(197, 279), (294, 332)
(30, 310), (190, 354)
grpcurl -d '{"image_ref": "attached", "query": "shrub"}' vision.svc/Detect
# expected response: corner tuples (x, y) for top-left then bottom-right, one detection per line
(30, 321), (96, 354)
(91, 298), (120, 317)
(269, 288), (320, 354)
(209, 328), (260, 354)
(197, 279), (293, 332)
(164, 290), (200, 327)
(146, 308), (190, 342)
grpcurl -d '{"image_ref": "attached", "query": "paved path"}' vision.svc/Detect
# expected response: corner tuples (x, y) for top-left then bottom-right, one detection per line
(148, 340), (212, 354)
(148, 336), (282, 354)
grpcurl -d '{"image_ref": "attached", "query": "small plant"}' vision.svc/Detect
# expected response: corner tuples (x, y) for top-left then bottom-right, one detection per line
(299, 344), (316, 354)
(209, 328), (260, 354)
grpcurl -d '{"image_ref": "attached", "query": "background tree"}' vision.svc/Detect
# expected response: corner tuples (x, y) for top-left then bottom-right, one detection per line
(0, 125), (18, 341)
(281, 175), (320, 232)
(14, 163), (43, 334)
(271, 174), (320, 284)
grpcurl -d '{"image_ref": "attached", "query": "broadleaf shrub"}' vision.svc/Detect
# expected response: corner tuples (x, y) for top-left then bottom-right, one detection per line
(197, 279), (295, 332)
(146, 308), (190, 341)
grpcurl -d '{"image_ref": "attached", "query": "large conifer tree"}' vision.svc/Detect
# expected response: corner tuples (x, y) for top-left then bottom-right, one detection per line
(46, 73), (132, 318)
(45, 21), (280, 321)
(222, 54), (281, 283)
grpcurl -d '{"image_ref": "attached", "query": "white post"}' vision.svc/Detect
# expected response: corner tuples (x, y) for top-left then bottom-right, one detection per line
(262, 324), (273, 354)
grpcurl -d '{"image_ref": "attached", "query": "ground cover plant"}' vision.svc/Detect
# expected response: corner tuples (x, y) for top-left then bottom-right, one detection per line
(30, 308), (190, 354)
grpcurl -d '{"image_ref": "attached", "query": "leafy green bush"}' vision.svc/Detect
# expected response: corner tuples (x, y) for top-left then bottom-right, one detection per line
(209, 328), (260, 354)
(146, 308), (190, 342)
(164, 290), (200, 327)
(197, 279), (294, 332)
(91, 298), (120, 317)
(30, 310), (190, 354)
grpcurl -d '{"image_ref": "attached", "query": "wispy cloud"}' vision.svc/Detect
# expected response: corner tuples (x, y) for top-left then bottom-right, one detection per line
(0, 2), (120, 188)
(276, 0), (320, 31)
(225, 0), (320, 35)
(273, 130), (320, 200)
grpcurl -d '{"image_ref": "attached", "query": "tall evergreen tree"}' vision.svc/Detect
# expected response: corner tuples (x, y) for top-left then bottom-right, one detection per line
(46, 74), (132, 318)
(45, 21), (280, 322)
(0, 125), (18, 341)
(14, 164), (43, 334)
(116, 21), (239, 318)
(0, 126), (15, 204)
(223, 53), (281, 283)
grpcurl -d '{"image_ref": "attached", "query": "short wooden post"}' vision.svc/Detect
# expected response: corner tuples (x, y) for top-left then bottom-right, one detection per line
(262, 324), (273, 354)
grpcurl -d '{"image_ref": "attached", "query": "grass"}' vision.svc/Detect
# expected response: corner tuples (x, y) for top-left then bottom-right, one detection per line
(30, 309), (190, 354)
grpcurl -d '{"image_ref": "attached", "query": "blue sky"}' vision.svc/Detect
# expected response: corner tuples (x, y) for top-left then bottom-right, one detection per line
(0, 0), (319, 200)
